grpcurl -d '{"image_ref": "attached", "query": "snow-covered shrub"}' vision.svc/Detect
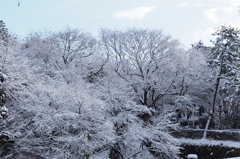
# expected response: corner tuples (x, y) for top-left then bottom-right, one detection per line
(91, 71), (180, 159)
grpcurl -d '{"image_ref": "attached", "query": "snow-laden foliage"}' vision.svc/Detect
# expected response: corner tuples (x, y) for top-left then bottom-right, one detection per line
(100, 29), (187, 108)
(93, 73), (180, 159)
(0, 27), (180, 159)
(23, 29), (107, 84)
(208, 26), (240, 128)
(3, 22), (240, 158)
(209, 26), (240, 77)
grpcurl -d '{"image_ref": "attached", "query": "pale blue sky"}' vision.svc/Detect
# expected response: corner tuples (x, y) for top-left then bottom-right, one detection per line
(1, 0), (240, 47)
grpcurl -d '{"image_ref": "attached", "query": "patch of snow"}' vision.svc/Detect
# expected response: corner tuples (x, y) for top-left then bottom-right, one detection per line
(187, 154), (198, 159)
(182, 128), (240, 134)
(179, 138), (240, 148)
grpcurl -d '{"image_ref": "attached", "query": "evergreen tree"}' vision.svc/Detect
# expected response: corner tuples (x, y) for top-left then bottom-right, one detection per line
(0, 20), (9, 121)
(0, 20), (9, 45)
(208, 26), (240, 128)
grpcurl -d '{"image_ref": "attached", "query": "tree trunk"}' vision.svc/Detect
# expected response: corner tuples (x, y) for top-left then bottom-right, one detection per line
(142, 90), (148, 106)
(219, 103), (222, 128)
(211, 77), (220, 128)
(203, 114), (212, 139)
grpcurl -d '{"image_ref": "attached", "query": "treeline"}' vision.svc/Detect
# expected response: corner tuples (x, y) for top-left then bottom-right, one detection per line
(0, 19), (240, 158)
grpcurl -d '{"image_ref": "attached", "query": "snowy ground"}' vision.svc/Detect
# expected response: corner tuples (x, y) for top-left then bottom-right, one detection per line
(182, 128), (240, 134)
(178, 138), (240, 148)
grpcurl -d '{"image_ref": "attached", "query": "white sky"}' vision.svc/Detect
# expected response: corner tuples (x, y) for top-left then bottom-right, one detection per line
(1, 0), (240, 47)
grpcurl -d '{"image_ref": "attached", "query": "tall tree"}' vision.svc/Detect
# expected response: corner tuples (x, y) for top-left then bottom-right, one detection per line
(101, 29), (185, 108)
(208, 26), (240, 128)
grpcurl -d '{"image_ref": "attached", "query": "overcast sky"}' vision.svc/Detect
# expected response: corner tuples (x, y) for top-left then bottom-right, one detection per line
(1, 0), (240, 47)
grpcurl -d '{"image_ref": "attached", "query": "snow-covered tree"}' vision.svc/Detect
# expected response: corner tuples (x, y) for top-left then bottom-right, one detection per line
(100, 28), (186, 108)
(0, 26), (183, 158)
(0, 20), (9, 46)
(208, 26), (240, 127)
(49, 28), (97, 66)
(22, 29), (107, 84)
